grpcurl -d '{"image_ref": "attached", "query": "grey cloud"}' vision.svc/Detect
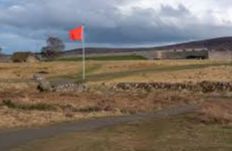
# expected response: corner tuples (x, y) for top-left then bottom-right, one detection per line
(159, 4), (190, 17)
(0, 0), (232, 53)
(0, 0), (121, 29)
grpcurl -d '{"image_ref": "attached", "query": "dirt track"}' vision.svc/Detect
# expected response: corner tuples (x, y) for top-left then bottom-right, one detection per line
(0, 104), (198, 151)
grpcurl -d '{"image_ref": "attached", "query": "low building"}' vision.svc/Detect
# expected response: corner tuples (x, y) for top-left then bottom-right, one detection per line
(11, 52), (39, 63)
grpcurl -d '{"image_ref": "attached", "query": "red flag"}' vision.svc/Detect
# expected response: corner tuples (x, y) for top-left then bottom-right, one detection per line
(69, 26), (83, 41)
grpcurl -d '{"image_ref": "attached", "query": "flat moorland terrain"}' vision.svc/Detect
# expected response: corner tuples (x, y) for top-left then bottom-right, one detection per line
(0, 59), (231, 150)
(0, 60), (231, 129)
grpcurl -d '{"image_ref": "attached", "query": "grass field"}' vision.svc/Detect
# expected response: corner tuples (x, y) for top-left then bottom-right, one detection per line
(0, 60), (231, 85)
(11, 113), (232, 151)
(0, 59), (231, 150)
(0, 59), (231, 129)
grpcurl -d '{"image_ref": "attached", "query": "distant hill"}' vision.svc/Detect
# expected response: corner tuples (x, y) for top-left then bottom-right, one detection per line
(156, 37), (232, 51)
(63, 37), (232, 55)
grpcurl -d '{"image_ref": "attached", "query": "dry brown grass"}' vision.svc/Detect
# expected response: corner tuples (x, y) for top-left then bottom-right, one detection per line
(0, 88), (202, 129)
(0, 60), (231, 129)
(90, 60), (227, 75)
(0, 60), (230, 82)
(0, 106), (122, 129)
(0, 82), (31, 92)
(114, 65), (232, 83)
(0, 62), (84, 80)
(198, 101), (232, 125)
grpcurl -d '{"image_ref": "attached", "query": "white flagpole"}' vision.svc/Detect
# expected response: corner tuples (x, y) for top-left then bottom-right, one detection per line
(82, 25), (86, 81)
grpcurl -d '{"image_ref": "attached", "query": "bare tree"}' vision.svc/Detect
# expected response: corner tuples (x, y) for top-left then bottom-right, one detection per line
(47, 37), (65, 52)
(41, 36), (65, 58)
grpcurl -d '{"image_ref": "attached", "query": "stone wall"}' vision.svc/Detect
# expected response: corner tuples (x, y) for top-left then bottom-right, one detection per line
(58, 49), (231, 60)
(152, 50), (209, 60)
(209, 50), (232, 60)
(114, 81), (232, 93)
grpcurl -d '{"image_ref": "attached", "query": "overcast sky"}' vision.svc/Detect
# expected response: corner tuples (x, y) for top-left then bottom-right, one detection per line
(0, 0), (232, 53)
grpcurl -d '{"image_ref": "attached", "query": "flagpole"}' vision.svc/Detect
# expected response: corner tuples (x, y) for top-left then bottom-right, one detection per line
(82, 25), (86, 81)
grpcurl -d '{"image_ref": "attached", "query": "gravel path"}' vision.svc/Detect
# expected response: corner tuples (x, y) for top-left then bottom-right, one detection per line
(0, 104), (199, 151)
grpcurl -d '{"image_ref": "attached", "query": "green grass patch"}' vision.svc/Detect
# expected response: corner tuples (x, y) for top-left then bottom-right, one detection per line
(2, 100), (56, 111)
(55, 55), (147, 61)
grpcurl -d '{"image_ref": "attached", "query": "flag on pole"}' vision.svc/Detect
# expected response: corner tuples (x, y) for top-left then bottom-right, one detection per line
(69, 26), (83, 41)
(69, 25), (86, 81)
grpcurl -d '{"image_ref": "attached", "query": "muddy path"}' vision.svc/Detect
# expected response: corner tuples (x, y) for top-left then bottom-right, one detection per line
(0, 104), (199, 151)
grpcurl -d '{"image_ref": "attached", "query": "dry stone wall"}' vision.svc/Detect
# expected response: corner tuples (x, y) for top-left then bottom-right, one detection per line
(115, 81), (232, 93)
(209, 50), (232, 60)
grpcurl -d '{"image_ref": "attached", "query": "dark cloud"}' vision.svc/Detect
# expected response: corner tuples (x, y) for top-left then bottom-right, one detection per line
(0, 0), (232, 53)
